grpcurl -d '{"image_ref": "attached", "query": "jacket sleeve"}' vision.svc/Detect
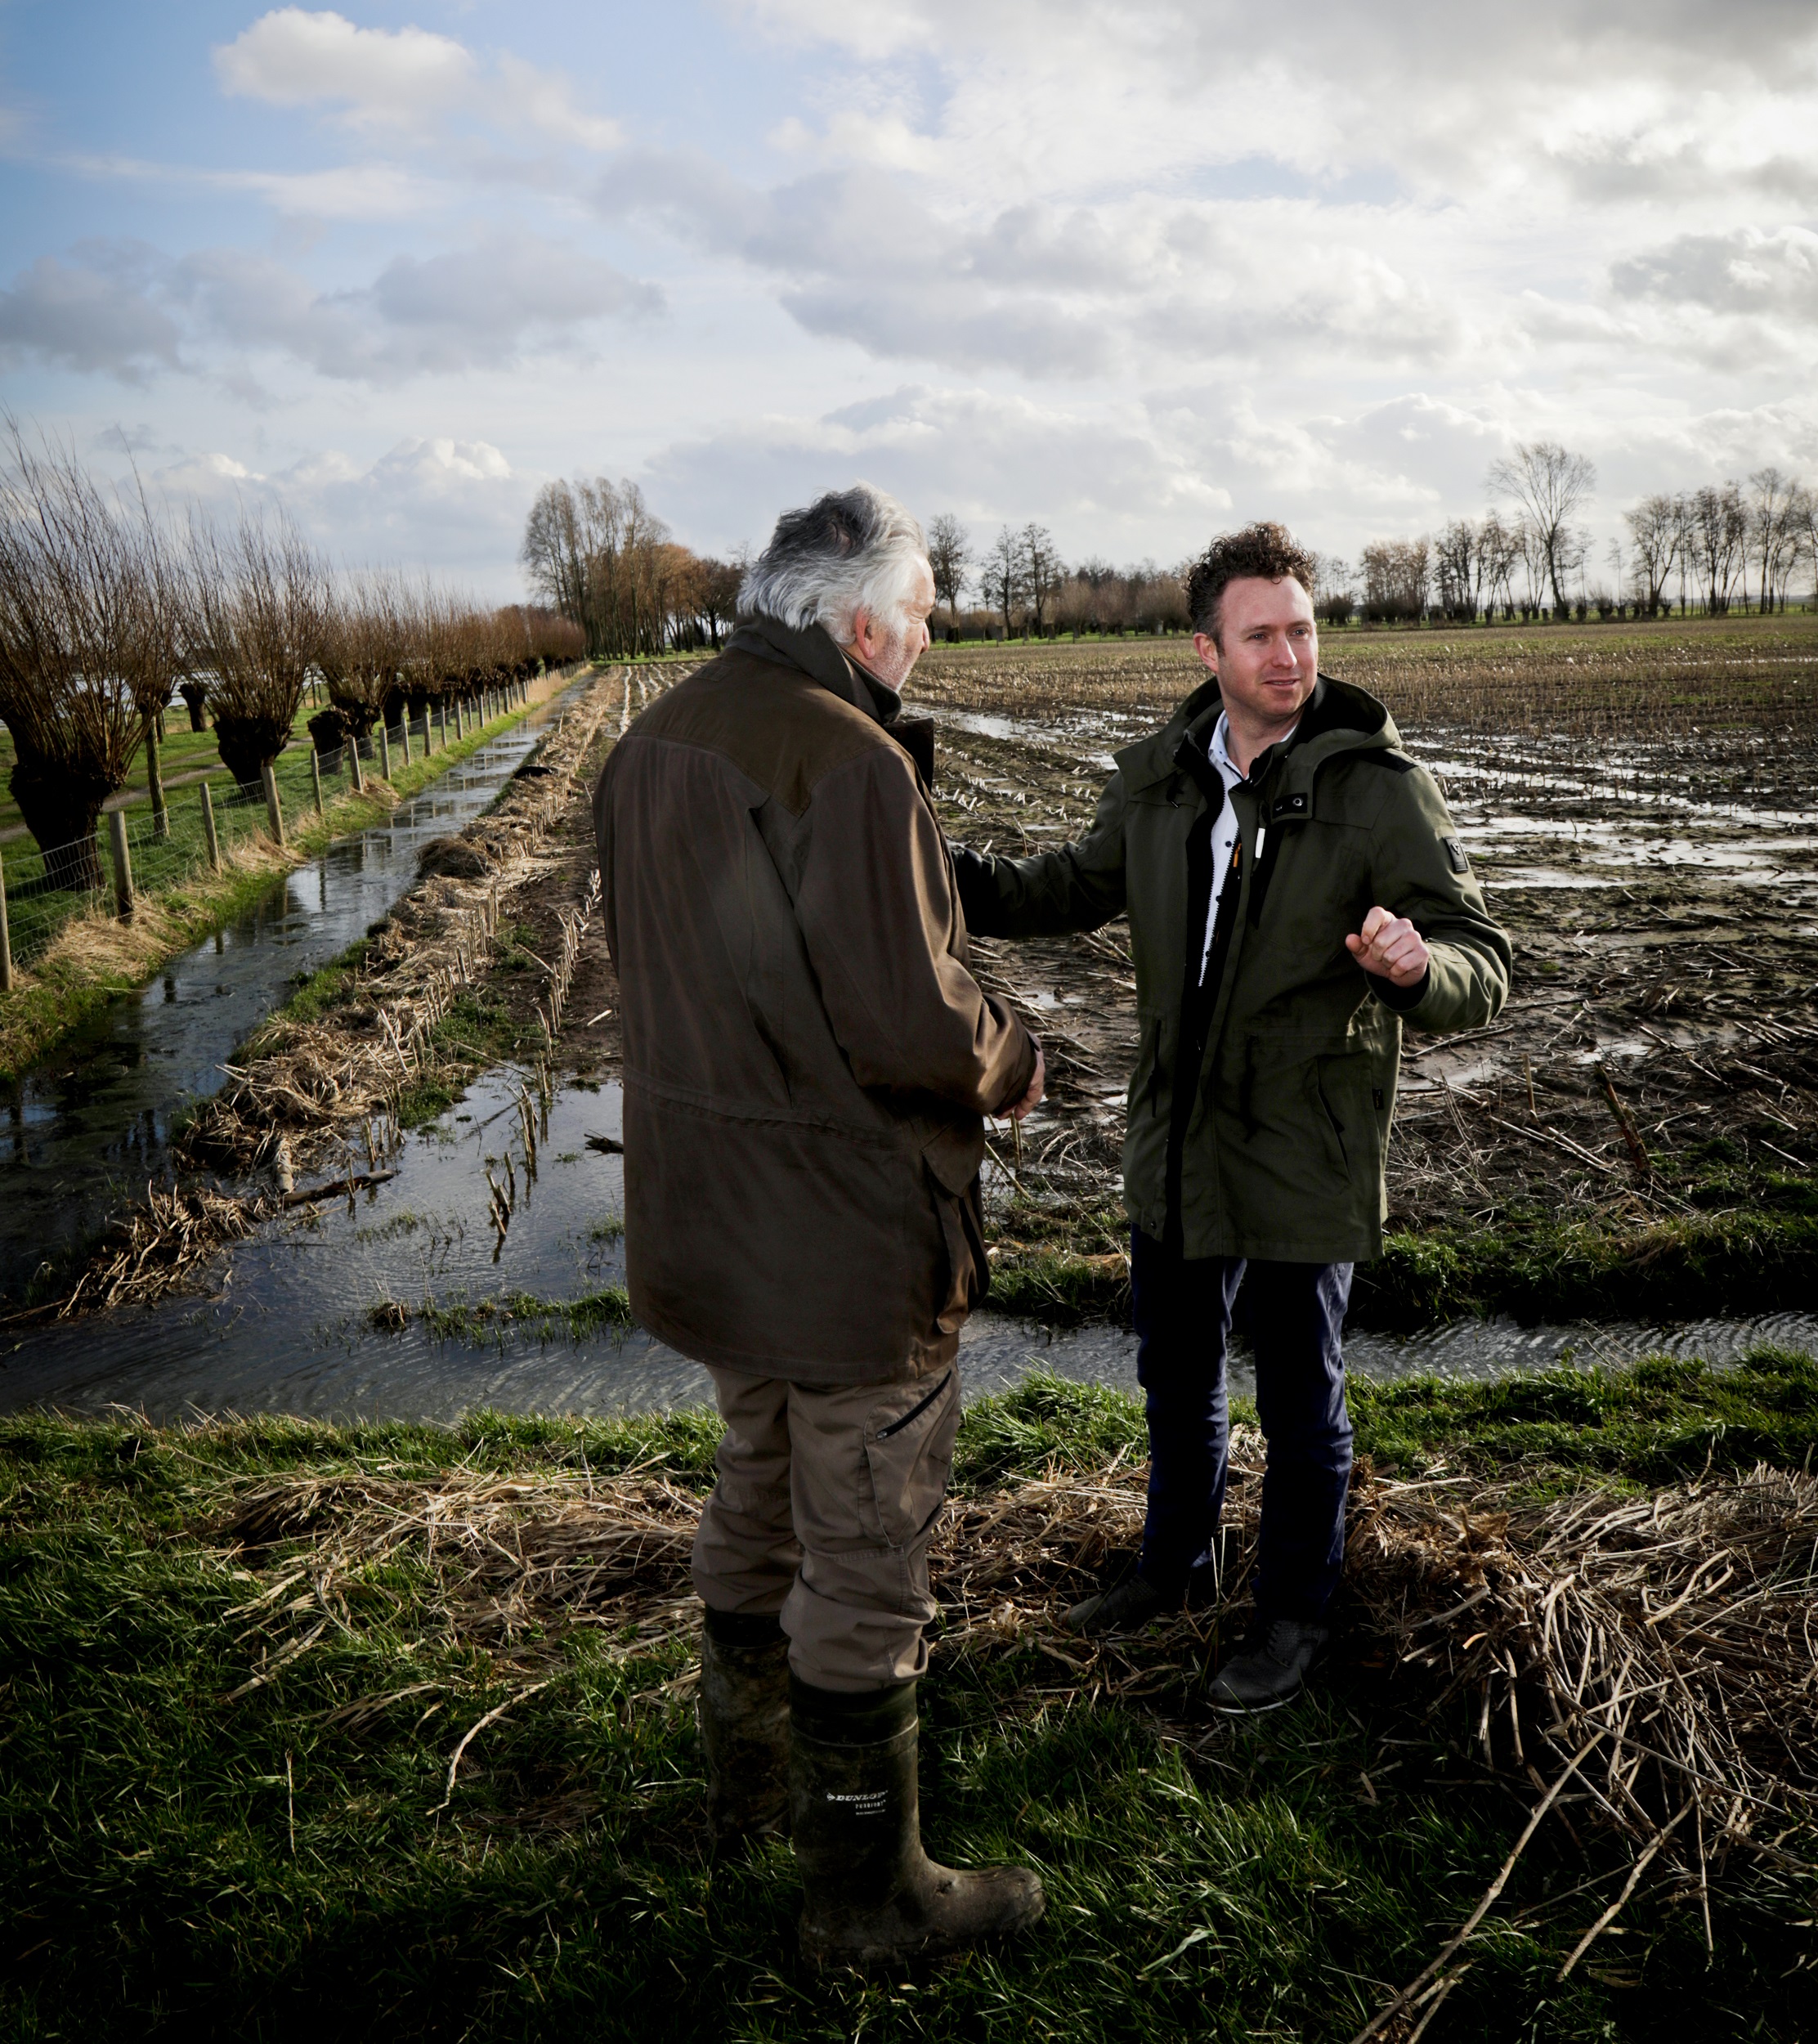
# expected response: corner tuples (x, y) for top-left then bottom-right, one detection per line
(1364, 764), (1511, 1033)
(947, 771), (1129, 938)
(796, 747), (1038, 1116)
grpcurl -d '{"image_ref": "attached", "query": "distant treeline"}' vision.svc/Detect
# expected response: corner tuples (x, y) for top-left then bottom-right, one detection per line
(526, 445), (1818, 654)
(1323, 447), (1818, 625)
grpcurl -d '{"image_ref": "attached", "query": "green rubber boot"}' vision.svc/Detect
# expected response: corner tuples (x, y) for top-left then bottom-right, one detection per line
(790, 1675), (1046, 1967)
(699, 1609), (790, 1842)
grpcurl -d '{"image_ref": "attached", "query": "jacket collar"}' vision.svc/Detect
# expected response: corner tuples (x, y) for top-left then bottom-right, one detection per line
(725, 614), (904, 728)
(1118, 671), (1401, 804)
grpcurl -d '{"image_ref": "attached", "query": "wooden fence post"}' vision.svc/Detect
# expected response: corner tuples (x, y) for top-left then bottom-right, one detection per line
(399, 716), (412, 767)
(200, 782), (222, 872)
(378, 723), (392, 781)
(0, 845), (11, 992)
(349, 736), (365, 794)
(110, 809), (134, 917)
(260, 760), (286, 848)
(311, 748), (325, 815)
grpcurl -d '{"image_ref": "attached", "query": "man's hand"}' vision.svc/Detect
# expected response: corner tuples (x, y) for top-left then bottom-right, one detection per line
(1346, 906), (1430, 988)
(1001, 1044), (1046, 1122)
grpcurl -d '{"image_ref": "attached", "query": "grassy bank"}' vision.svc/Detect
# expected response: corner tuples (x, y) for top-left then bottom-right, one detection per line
(987, 1199), (1818, 1331)
(3, 1355), (1814, 2042)
(0, 689), (561, 1084)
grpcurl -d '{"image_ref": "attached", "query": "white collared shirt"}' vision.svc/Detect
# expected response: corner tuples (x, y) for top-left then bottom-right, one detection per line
(1199, 711), (1297, 979)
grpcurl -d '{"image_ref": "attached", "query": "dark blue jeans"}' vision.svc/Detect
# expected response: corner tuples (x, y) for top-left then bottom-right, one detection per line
(1131, 1229), (1355, 1622)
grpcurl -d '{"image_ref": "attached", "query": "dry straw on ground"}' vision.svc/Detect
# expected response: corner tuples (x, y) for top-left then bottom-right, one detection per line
(182, 669), (627, 1181)
(210, 1442), (1818, 1957)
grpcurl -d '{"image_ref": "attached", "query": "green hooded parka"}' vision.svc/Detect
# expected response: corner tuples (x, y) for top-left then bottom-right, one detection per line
(951, 673), (1512, 1264)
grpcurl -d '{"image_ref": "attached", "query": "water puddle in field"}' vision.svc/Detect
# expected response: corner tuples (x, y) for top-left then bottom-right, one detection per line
(5, 1070), (1811, 1424)
(0, 691), (580, 1303)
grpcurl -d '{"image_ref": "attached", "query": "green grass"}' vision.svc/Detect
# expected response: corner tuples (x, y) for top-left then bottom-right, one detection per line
(2, 1360), (1813, 2041)
(986, 1204), (1818, 1332)
(390, 1287), (636, 1344)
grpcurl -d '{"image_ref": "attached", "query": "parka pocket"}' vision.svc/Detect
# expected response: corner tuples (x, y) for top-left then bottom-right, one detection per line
(1132, 1010), (1169, 1118)
(1316, 1051), (1387, 1189)
(859, 1369), (960, 1548)
(927, 1161), (984, 1333)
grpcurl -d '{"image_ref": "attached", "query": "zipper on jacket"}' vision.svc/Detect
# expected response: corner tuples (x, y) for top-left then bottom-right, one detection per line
(1162, 731), (1236, 1251)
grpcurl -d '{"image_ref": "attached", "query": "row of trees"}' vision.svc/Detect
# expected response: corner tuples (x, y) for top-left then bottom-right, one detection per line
(1323, 446), (1818, 625)
(519, 477), (744, 658)
(0, 428), (580, 891)
(928, 516), (1192, 638)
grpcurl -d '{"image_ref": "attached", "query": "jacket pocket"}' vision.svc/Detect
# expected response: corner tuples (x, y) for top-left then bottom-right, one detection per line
(1316, 1050), (1387, 1191)
(859, 1369), (960, 1548)
(924, 1159), (987, 1334)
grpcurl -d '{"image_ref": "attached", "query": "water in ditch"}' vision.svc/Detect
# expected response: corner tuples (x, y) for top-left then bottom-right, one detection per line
(5, 1069), (1811, 1426)
(0, 696), (575, 1305)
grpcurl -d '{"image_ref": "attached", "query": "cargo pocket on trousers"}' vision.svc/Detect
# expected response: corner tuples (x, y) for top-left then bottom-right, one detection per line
(926, 1163), (987, 1334)
(859, 1369), (960, 1549)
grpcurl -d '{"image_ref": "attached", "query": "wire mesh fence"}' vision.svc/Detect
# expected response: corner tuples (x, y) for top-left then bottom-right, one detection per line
(0, 681), (532, 977)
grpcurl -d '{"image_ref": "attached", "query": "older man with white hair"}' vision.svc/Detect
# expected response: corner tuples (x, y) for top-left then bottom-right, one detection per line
(593, 483), (1046, 1966)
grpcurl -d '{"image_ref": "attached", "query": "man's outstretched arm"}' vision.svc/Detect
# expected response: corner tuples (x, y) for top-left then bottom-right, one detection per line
(948, 771), (1129, 939)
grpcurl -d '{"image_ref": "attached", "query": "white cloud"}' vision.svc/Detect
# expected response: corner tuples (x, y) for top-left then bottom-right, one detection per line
(146, 435), (534, 585)
(0, 235), (658, 387)
(0, 244), (184, 380)
(213, 9), (621, 152)
(1612, 225), (1818, 320)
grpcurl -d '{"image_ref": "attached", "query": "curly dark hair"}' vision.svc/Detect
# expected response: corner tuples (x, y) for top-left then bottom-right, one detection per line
(1184, 522), (1317, 643)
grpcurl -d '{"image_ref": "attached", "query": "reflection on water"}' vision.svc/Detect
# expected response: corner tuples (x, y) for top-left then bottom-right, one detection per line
(5, 1070), (1811, 1426)
(0, 702), (572, 1302)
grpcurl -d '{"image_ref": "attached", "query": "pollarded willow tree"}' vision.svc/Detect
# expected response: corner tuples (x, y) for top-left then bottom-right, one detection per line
(321, 572), (411, 746)
(0, 425), (171, 889)
(188, 510), (329, 789)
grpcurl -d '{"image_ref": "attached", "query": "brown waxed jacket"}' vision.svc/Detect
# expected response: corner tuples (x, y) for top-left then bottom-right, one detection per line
(593, 616), (1038, 1386)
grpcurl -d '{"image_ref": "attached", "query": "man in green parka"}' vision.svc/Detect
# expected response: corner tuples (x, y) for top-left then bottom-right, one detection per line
(951, 522), (1511, 1710)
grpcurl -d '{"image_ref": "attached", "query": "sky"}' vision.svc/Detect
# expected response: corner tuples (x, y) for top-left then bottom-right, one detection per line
(1, 0), (1814, 598)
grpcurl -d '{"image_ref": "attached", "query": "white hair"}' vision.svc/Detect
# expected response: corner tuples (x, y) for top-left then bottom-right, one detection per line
(737, 482), (927, 643)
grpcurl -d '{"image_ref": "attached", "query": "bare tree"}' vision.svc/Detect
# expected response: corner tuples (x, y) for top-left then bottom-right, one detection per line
(1359, 537), (1430, 621)
(694, 558), (744, 648)
(1487, 441), (1596, 613)
(0, 424), (155, 888)
(189, 509), (330, 788)
(1310, 553), (1355, 624)
(925, 513), (971, 622)
(1622, 494), (1681, 616)
(1747, 468), (1804, 613)
(1686, 482), (1748, 615)
(1021, 524), (1063, 634)
(1433, 520), (1477, 620)
(1477, 511), (1521, 618)
(979, 525), (1024, 636)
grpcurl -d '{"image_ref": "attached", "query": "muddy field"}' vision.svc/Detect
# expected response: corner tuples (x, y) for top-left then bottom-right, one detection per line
(414, 619), (1818, 1326)
(52, 621), (1815, 1335)
(907, 620), (1818, 1315)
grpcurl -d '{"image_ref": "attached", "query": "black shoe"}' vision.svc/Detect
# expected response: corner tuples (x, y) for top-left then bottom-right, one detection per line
(1065, 1570), (1177, 1637)
(1207, 1616), (1328, 1714)
(790, 1677), (1045, 1967)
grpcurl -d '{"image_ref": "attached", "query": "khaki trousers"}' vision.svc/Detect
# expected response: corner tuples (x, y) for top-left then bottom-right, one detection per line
(692, 1360), (961, 1692)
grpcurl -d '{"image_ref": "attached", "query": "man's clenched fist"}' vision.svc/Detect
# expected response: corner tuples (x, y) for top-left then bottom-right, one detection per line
(1346, 906), (1429, 988)
(1003, 1045), (1046, 1122)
